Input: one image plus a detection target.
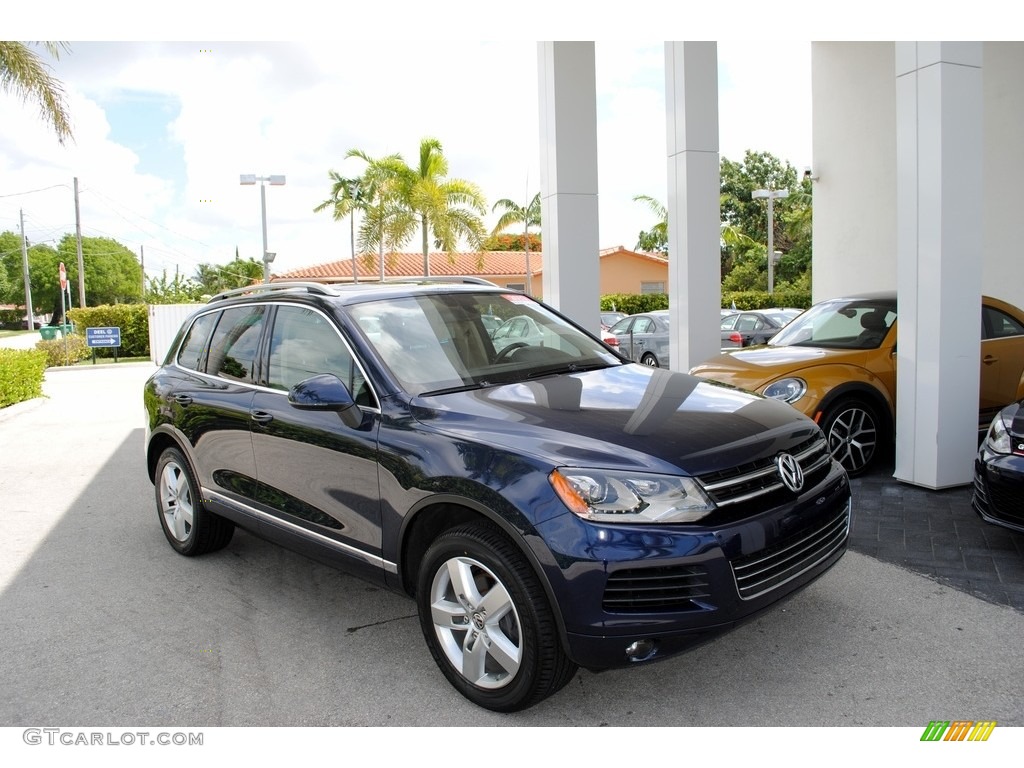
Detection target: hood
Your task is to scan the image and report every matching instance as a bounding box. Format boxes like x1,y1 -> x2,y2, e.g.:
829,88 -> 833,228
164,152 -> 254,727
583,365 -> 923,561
690,345 -> 867,389
410,364 -> 821,477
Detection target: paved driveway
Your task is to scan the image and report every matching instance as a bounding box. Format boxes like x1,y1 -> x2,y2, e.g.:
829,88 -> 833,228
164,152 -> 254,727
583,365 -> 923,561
0,364 -> 1022,729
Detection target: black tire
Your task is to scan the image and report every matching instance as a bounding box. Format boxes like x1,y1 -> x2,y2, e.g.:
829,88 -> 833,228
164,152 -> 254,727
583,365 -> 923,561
154,447 -> 234,556
820,398 -> 881,477
416,524 -> 577,712
640,352 -> 659,367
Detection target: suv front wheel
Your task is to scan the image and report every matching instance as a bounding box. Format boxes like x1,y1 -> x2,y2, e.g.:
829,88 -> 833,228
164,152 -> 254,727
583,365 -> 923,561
155,447 -> 235,556
416,524 -> 577,712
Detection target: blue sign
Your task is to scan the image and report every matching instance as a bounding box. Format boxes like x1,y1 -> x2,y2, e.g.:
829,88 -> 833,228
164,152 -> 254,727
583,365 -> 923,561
86,326 -> 121,348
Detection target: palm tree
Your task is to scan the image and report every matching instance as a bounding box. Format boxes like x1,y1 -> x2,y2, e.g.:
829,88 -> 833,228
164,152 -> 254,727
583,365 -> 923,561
345,150 -> 411,281
314,171 -> 366,283
632,194 -> 668,254
491,192 -> 541,295
393,138 -> 488,276
0,42 -> 73,144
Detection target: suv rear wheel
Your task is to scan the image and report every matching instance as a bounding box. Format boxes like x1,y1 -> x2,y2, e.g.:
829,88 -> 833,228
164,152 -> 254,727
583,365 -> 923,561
416,524 -> 577,712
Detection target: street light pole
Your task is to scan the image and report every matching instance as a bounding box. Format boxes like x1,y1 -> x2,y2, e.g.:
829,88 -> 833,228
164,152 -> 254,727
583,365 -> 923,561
240,173 -> 286,283
752,188 -> 789,294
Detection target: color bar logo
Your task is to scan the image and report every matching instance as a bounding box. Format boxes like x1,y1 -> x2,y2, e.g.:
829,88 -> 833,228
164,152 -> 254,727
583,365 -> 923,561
920,720 -> 996,741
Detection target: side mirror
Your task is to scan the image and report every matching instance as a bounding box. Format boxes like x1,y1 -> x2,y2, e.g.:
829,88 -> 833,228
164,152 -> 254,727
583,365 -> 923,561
288,373 -> 363,429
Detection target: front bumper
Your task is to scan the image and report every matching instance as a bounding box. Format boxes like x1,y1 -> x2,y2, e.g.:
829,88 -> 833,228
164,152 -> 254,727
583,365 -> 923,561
534,461 -> 851,670
973,452 -> 1024,535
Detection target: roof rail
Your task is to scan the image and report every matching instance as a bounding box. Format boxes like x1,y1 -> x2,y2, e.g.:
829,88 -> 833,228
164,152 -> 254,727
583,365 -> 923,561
207,282 -> 337,303
382,276 -> 499,286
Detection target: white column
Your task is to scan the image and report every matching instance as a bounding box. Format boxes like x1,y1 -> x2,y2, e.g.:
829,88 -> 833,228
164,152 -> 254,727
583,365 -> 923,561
537,42 -> 601,331
894,42 -> 983,488
664,42 -> 721,371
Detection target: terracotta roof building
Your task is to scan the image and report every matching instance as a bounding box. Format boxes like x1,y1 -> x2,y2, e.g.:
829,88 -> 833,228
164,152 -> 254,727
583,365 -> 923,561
272,246 -> 669,296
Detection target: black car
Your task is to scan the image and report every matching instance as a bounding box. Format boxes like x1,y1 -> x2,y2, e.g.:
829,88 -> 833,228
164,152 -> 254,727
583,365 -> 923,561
144,280 -> 851,711
973,399 -> 1024,534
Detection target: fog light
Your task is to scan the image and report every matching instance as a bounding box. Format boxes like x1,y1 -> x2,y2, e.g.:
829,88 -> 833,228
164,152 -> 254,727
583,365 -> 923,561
625,639 -> 657,662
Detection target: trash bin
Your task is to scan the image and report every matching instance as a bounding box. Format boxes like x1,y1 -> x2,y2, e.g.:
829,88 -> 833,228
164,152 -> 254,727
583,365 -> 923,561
58,323 -> 75,336
39,326 -> 59,341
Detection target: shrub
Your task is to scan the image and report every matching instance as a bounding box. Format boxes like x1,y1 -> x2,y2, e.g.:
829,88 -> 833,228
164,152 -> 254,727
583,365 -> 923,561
67,304 -> 149,358
35,334 -> 92,367
601,291 -> 812,317
0,348 -> 47,408
600,293 -> 669,315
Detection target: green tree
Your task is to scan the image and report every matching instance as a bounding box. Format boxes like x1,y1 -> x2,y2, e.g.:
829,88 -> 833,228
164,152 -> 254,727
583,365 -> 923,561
55,235 -> 142,306
632,194 -> 668,253
313,170 -> 368,283
193,257 -> 264,294
491,192 -> 541,293
391,137 -> 488,276
719,150 -> 811,289
0,42 -> 73,144
345,150 -> 412,280
145,271 -> 203,304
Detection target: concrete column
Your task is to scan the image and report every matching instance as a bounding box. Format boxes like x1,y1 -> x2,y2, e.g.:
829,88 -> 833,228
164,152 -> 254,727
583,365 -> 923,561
537,42 -> 601,331
664,42 -> 721,371
894,42 -> 983,488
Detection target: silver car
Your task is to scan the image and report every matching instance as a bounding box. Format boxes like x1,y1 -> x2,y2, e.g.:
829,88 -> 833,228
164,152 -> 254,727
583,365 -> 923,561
608,310 -> 671,367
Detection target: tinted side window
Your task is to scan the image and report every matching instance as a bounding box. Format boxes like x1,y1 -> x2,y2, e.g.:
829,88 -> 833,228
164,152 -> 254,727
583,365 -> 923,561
177,312 -> 220,372
983,306 -> 1024,340
207,305 -> 266,383
267,306 -> 373,406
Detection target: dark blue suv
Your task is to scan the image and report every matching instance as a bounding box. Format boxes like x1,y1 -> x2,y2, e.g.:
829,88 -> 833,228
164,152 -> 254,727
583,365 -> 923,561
144,281 -> 851,711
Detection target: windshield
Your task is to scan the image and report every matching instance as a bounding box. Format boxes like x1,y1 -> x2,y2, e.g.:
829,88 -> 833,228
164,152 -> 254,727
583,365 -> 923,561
768,298 -> 897,350
348,292 -> 622,395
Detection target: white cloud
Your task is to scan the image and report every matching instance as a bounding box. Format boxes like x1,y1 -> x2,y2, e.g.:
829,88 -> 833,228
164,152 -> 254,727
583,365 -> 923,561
1,40 -> 814,280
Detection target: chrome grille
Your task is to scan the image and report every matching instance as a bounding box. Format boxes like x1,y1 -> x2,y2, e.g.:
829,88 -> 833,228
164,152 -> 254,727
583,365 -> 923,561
698,435 -> 832,507
603,565 -> 711,613
730,499 -> 850,600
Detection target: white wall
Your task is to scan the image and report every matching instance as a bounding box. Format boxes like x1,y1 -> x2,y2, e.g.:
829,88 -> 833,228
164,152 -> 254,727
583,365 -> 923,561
148,304 -> 200,364
983,43 -> 1024,307
810,42 -> 897,302
812,41 -> 1024,310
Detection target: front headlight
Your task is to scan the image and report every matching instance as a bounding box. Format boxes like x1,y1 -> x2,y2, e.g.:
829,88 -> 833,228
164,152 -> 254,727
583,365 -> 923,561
763,377 -> 807,403
549,468 -> 715,524
984,413 -> 1012,454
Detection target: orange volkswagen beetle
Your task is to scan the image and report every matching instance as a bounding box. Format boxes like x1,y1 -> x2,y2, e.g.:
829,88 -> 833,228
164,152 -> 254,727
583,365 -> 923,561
689,292 -> 1024,476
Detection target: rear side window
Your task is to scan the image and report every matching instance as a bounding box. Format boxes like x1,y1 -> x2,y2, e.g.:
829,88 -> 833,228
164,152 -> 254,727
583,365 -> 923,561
983,306 -> 1024,340
177,312 -> 219,371
206,305 -> 267,383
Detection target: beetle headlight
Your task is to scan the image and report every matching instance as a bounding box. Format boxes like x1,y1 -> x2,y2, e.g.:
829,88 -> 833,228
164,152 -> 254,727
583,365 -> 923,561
550,468 -> 715,524
763,377 -> 807,403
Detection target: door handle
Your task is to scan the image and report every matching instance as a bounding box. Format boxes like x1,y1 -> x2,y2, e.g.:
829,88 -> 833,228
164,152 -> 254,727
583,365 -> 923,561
250,410 -> 274,425
983,355 -> 999,365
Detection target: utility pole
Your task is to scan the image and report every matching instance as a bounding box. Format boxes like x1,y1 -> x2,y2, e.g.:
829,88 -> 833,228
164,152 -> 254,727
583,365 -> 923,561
19,210 -> 34,330
140,244 -> 146,296
752,188 -> 789,295
74,177 -> 86,307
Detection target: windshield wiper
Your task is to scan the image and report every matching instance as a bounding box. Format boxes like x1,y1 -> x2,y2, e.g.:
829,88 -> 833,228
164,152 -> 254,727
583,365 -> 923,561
419,380 -> 496,397
524,362 -> 613,379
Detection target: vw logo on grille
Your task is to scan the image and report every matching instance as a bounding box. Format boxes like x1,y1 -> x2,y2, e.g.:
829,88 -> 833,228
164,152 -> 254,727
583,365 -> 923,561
776,453 -> 804,493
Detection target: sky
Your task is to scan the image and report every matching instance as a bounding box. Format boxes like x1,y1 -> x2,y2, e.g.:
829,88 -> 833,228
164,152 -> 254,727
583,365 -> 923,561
2,3 -> 982,285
